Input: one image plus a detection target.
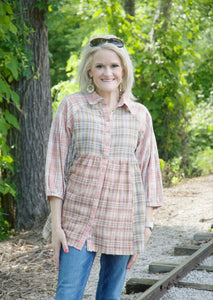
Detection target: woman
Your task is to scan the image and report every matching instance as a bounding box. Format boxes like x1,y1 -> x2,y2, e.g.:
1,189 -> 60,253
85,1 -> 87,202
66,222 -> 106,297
45,35 -> 163,300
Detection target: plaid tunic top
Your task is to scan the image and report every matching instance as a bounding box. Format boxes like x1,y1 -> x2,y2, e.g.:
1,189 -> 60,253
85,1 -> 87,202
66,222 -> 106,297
45,92 -> 163,255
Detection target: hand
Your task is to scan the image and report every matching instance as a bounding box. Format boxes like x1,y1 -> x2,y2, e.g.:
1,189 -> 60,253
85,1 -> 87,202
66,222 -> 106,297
144,227 -> 152,246
52,227 -> 68,269
126,254 -> 138,270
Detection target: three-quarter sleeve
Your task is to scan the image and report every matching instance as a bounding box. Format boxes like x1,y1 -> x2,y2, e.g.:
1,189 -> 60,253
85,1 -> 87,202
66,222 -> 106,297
45,96 -> 73,200
135,108 -> 163,207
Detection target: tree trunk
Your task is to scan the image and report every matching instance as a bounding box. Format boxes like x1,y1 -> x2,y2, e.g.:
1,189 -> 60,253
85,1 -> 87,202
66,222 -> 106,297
14,0 -> 52,229
124,0 -> 135,17
150,0 -> 172,43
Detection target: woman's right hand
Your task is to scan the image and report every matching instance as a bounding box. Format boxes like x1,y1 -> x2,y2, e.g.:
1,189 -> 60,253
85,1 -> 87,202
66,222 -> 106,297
52,227 -> 69,269
49,196 -> 69,269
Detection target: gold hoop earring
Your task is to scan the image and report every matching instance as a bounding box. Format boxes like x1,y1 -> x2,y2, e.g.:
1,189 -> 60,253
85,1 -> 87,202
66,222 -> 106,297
87,78 -> 95,93
119,81 -> 123,93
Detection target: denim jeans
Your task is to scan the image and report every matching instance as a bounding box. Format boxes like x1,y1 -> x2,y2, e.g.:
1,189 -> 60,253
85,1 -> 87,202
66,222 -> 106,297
56,243 -> 130,300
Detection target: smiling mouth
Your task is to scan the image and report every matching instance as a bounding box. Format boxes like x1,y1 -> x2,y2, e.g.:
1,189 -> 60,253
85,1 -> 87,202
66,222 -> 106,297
102,78 -> 114,82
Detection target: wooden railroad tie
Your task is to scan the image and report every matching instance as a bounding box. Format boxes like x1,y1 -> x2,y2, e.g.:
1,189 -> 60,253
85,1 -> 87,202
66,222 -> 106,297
126,278 -> 213,294
193,232 -> 213,242
149,261 -> 213,274
126,238 -> 213,300
174,232 -> 213,255
174,245 -> 200,255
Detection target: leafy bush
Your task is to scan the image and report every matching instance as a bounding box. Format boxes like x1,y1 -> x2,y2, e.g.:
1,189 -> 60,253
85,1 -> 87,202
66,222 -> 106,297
187,97 -> 213,176
0,208 -> 10,240
188,99 -> 213,152
161,157 -> 185,187
0,1 -> 32,229
0,1 -> 21,229
193,149 -> 213,176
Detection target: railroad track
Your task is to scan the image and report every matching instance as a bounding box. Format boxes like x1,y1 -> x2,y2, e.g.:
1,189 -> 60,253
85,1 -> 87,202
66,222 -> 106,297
126,232 -> 213,300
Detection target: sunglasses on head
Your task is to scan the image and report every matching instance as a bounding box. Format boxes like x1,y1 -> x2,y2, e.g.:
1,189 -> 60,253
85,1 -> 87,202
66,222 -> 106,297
90,37 -> 124,48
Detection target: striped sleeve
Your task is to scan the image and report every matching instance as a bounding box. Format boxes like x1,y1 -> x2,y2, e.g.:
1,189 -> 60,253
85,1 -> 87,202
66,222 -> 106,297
135,108 -> 163,207
45,96 -> 73,200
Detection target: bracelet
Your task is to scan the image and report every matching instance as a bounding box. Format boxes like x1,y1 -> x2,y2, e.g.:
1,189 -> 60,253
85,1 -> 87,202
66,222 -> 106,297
145,222 -> 154,231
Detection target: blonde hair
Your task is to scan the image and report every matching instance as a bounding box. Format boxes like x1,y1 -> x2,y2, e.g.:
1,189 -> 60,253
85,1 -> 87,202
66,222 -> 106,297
78,35 -> 135,100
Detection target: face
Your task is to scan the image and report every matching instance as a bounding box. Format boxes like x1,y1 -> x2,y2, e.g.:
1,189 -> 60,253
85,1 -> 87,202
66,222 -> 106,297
88,49 -> 124,97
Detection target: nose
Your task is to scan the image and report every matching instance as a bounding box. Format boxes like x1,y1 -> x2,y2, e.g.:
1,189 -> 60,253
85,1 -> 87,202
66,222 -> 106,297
104,66 -> 112,76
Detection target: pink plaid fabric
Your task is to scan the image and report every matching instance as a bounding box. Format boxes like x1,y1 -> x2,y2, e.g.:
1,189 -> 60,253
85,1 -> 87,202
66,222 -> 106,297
45,92 -> 163,254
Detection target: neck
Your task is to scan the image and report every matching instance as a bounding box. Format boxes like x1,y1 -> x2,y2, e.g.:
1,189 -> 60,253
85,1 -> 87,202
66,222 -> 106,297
98,90 -> 120,111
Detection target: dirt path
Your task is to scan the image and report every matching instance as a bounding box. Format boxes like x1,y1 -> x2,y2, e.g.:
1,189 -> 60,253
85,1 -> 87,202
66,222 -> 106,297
0,175 -> 212,299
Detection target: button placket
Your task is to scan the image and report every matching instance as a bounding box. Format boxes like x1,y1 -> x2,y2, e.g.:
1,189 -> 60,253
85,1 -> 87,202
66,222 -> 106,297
104,113 -> 111,159
80,105 -> 113,250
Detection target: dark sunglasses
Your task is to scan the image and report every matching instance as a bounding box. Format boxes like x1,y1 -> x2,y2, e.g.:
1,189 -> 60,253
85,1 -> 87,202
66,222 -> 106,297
90,37 -> 124,48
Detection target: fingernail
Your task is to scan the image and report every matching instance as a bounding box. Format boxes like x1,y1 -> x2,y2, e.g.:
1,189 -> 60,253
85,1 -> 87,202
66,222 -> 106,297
127,267 -> 131,270
65,249 -> 68,253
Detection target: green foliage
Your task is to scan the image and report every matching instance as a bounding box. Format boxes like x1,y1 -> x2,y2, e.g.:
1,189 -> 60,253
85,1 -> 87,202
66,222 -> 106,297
48,0 -> 127,85
159,158 -> 165,172
162,95 -> 213,183
51,53 -> 79,113
162,157 -> 185,187
0,1 -> 19,200
186,98 -> 213,176
0,0 -> 33,228
194,149 -> 213,176
131,0 -> 213,160
183,0 -> 213,103
0,208 -> 10,240
188,99 -> 213,153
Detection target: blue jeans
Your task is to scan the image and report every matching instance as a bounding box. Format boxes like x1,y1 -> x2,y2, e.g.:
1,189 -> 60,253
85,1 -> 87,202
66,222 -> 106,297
56,243 -> 130,300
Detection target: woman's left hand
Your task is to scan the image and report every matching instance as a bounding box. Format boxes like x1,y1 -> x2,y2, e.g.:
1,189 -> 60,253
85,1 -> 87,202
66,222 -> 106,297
144,227 -> 152,246
126,227 -> 152,270
126,254 -> 138,270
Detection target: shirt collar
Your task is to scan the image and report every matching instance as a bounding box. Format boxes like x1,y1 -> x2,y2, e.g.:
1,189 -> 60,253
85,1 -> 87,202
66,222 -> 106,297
86,91 -> 135,115
86,92 -> 103,105
117,93 -> 135,115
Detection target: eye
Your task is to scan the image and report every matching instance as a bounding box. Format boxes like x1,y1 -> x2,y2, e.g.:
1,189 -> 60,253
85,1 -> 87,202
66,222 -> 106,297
95,64 -> 103,69
112,64 -> 120,68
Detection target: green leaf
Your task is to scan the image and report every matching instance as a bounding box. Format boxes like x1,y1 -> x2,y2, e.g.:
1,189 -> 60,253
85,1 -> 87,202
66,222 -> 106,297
11,91 -> 20,108
0,117 -> 8,136
2,155 -> 13,163
5,4 -> 13,15
0,142 -> 10,157
4,110 -> 19,129
9,22 -> 17,35
6,56 -> 19,80
0,79 -> 10,100
0,182 -> 16,196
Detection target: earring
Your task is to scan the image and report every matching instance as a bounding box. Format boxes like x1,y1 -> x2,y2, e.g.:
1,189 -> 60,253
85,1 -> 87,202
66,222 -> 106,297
87,78 -> 95,93
119,81 -> 123,93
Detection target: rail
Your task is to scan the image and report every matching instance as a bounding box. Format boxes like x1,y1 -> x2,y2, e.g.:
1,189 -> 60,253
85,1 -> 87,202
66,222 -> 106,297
126,238 -> 213,300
